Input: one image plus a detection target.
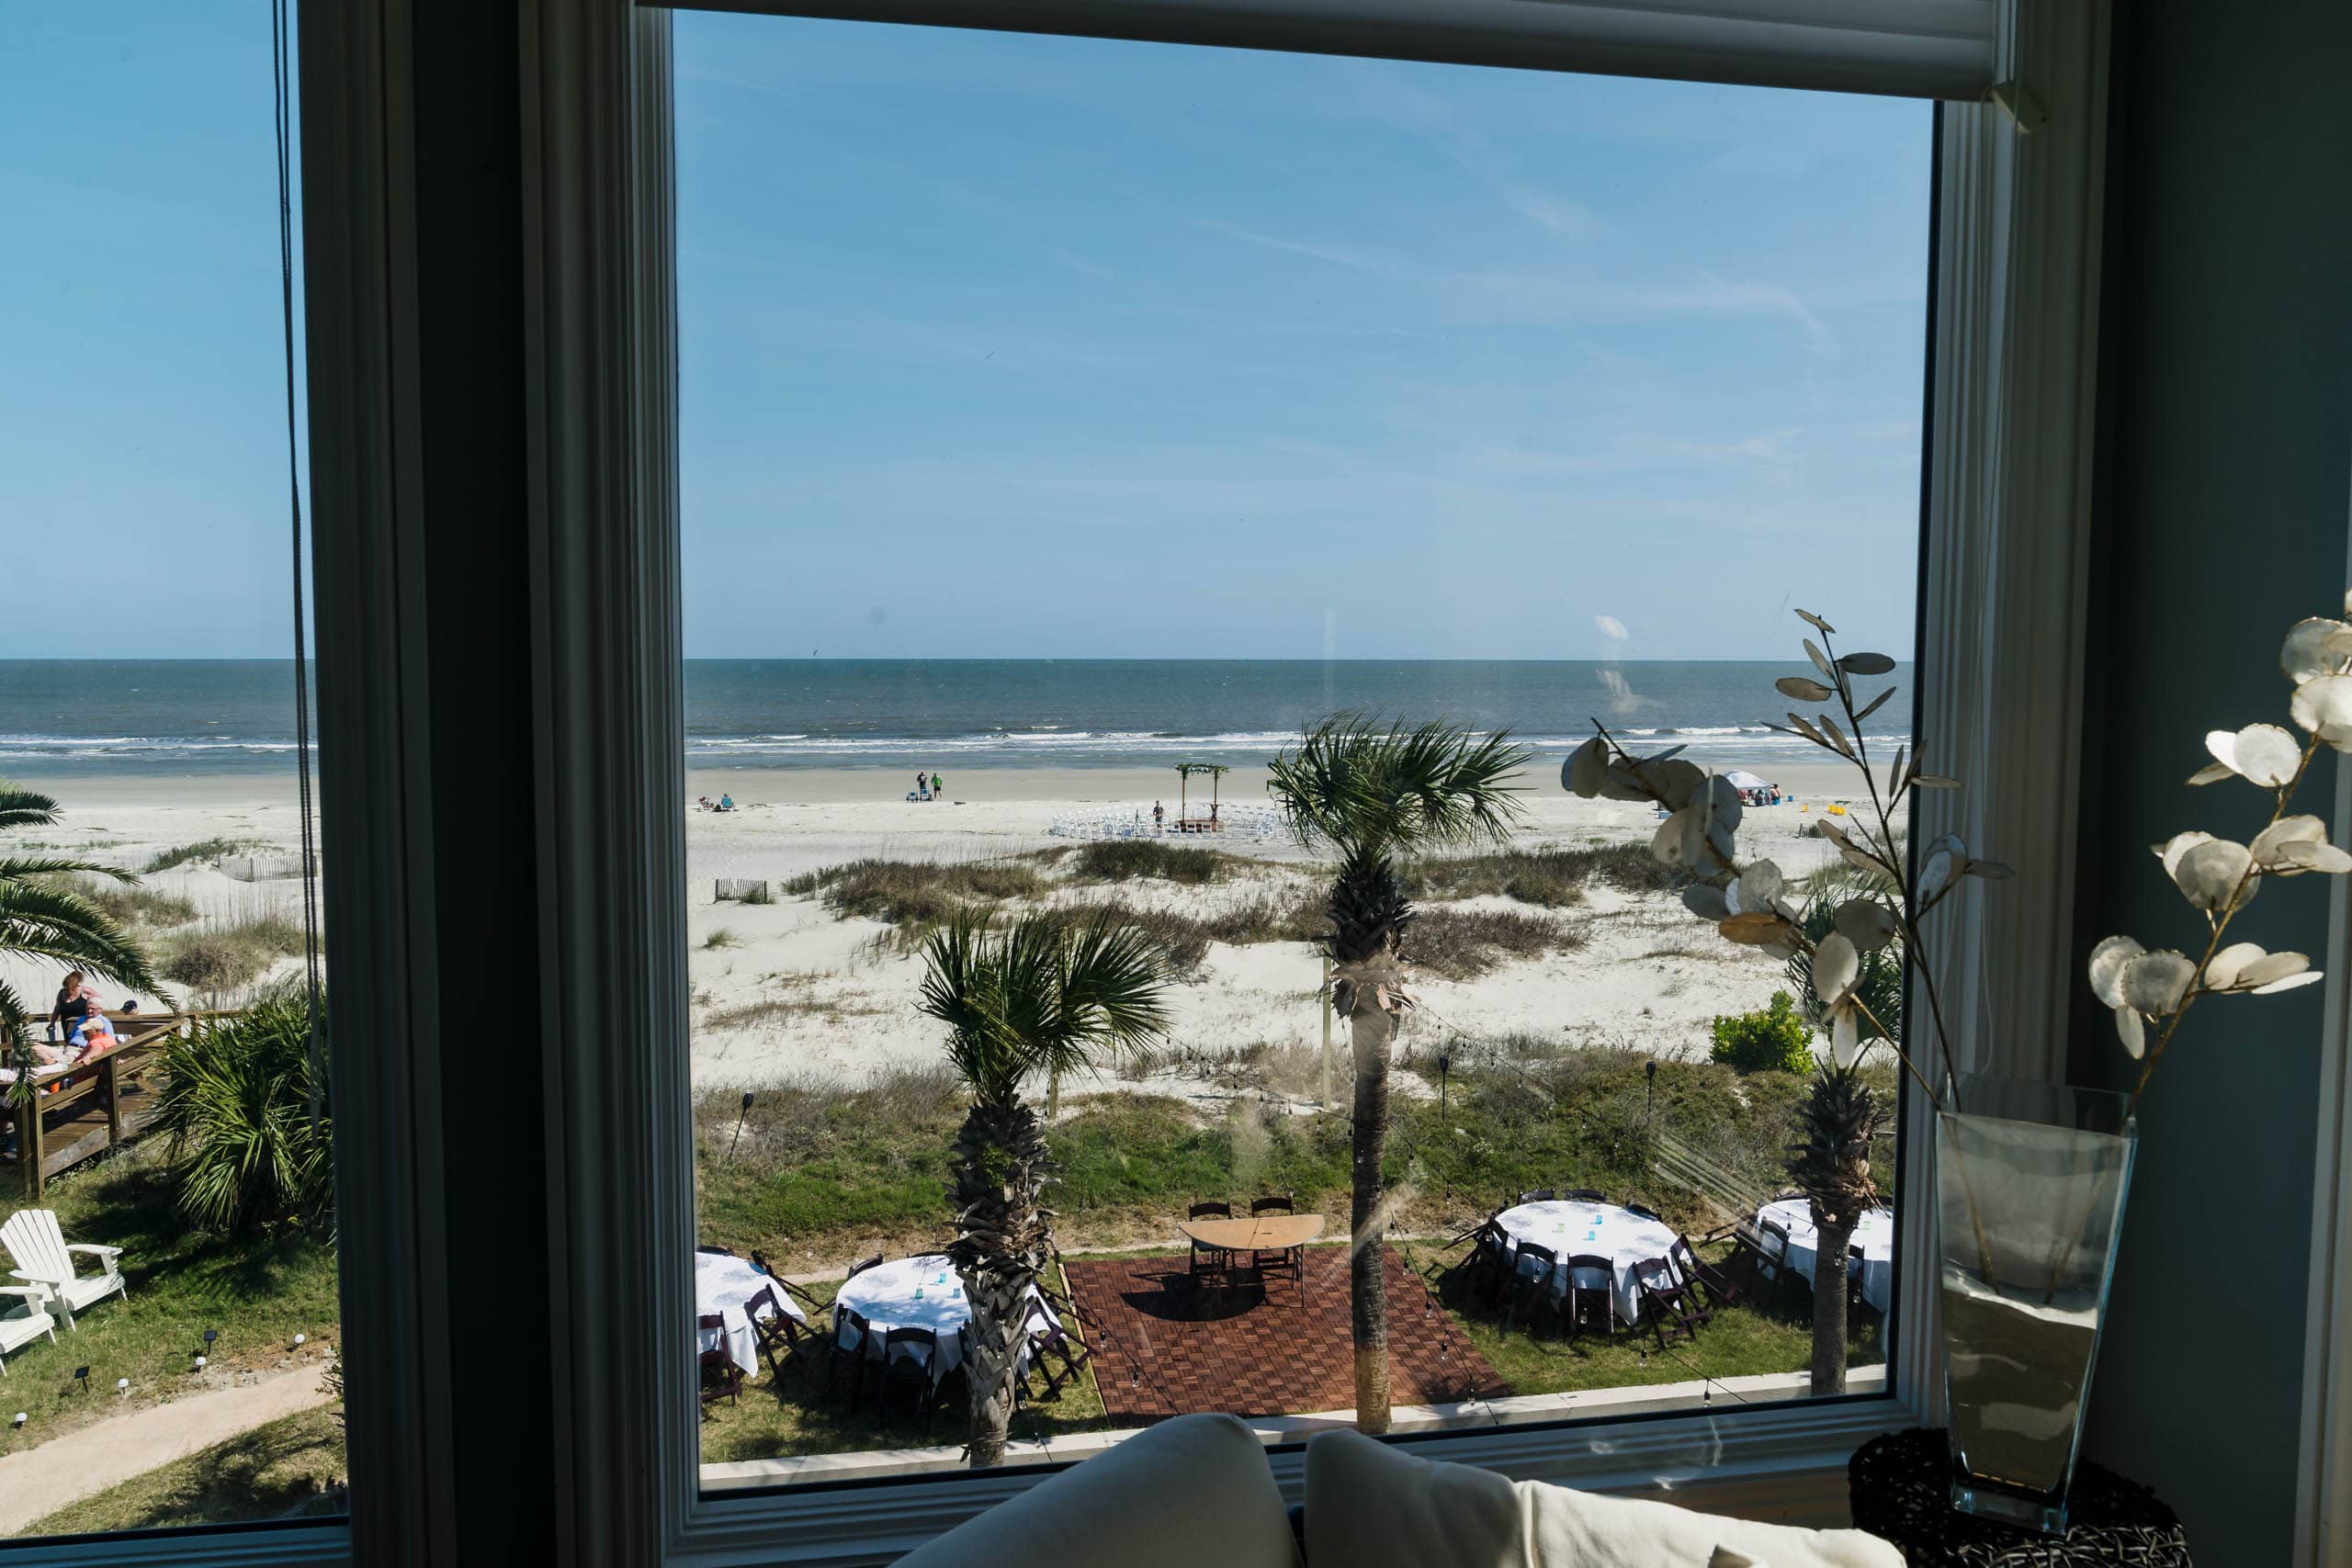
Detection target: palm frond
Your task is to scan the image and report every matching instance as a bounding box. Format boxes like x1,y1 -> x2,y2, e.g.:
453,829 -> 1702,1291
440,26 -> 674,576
1267,712 -> 1531,863
919,910 -> 1171,1105
0,784 -> 61,832
0,855 -> 139,886
0,876 -> 162,994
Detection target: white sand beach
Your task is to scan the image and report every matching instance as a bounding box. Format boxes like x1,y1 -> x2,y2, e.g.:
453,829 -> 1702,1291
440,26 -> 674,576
14,759 -> 1873,1096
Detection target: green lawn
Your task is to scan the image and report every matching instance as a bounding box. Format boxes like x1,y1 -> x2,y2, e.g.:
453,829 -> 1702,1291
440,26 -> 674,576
1404,1235 -> 1883,1399
19,1406 -> 345,1538
0,1141 -> 341,1452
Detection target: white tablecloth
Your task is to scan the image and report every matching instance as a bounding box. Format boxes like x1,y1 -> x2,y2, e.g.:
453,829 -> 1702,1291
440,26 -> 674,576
695,1252 -> 805,1377
1759,1200 -> 1895,1314
1493,1201 -> 1686,1325
832,1255 -> 1051,1389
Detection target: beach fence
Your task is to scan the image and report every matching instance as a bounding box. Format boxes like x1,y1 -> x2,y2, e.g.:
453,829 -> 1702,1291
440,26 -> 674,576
714,879 -> 772,903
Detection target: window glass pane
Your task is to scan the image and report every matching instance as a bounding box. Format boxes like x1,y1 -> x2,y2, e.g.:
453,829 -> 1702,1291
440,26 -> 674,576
0,1 -> 344,1540
676,11 -> 1927,1490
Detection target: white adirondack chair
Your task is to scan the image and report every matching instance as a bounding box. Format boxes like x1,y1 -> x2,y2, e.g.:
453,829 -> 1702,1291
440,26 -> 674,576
1,1209 -> 127,1327
0,1281 -> 59,1372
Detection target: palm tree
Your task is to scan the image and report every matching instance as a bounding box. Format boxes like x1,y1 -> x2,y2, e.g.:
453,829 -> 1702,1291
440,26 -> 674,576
1785,1064 -> 1887,1394
1,784 -> 160,1109
917,911 -> 1170,1468
1785,867 -> 1898,1394
1265,715 -> 1528,1433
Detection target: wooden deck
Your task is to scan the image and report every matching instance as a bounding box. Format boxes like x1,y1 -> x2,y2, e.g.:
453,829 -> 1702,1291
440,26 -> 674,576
6,1020 -> 189,1200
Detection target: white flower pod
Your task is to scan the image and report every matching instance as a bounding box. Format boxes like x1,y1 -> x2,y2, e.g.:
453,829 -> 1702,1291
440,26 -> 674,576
1829,1003 -> 1862,1068
2290,674 -> 2352,749
1838,651 -> 1896,675
2235,950 -> 2311,989
1813,932 -> 1860,1006
1565,737 -> 1608,797
2250,815 -> 2328,870
1734,860 -> 1784,915
1681,883 -> 1730,920
2254,969 -> 2325,995
1776,676 -> 1834,703
1650,805 -> 1707,867
1598,761 -> 1653,802
2204,941 -> 2267,990
2114,1006 -> 2145,1058
1832,899 -> 1900,952
2280,840 -> 2352,874
2207,723 -> 2303,787
1917,840 -> 1963,903
2171,838 -> 2257,913
1804,637 -> 1834,678
1651,759 -> 1708,811
2121,950 -> 2198,1014
2154,830 -> 2217,878
2281,617 -> 2352,683
2087,934 -> 2145,1008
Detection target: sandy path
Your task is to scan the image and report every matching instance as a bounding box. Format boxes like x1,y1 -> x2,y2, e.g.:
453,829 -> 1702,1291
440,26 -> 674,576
0,1369 -> 334,1536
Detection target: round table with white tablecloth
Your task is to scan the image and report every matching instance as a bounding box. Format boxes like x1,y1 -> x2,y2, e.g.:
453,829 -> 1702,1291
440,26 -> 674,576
695,1251 -> 805,1377
831,1255 -> 1052,1389
1759,1199 -> 1895,1314
1491,1201 -> 1687,1325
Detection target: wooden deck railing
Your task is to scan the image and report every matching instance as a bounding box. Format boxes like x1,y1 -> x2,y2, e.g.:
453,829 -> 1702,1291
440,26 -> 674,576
6,1010 -> 230,1201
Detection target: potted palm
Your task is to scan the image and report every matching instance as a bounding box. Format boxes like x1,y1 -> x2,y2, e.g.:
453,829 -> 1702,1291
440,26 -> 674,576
1267,716 -> 1528,1434
916,911 -> 1170,1468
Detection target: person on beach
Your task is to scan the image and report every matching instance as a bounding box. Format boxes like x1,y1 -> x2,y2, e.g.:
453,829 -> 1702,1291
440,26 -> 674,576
718,793 -> 735,812
914,770 -> 928,800
931,772 -> 944,799
1152,800 -> 1164,833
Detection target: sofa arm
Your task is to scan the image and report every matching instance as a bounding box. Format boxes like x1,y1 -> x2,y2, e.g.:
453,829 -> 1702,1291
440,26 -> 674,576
895,1414 -> 1299,1568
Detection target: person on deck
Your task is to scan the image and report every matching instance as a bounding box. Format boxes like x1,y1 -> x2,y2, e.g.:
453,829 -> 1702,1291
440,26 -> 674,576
50,971 -> 96,1045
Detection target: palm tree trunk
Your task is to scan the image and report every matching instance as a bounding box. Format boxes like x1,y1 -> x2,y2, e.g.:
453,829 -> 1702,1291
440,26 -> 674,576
1349,1004 -> 1393,1433
959,1270 -> 1027,1467
946,1098 -> 1054,1468
1808,1203 -> 1852,1396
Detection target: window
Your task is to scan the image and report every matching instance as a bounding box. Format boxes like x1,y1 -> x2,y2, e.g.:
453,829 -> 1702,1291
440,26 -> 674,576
675,12 -> 1930,1492
0,0 -> 345,1545
286,2 -> 2117,1564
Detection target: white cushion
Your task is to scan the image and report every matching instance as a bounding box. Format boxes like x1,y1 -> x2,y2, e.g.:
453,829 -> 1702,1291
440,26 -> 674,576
1305,1429 -> 1902,1568
895,1414 -> 1299,1568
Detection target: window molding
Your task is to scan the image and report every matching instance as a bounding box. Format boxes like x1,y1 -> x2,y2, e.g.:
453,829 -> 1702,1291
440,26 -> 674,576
281,3 -> 2115,1567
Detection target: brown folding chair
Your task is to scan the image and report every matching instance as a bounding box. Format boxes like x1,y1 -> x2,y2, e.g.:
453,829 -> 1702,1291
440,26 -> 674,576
1458,1218 -> 1510,1306
1187,1201 -> 1235,1292
1624,1201 -> 1664,1223
1560,1253 -> 1617,1338
874,1325 -> 939,1426
1563,1188 -> 1608,1203
1633,1255 -> 1713,1347
826,1308 -> 870,1410
845,1254 -> 884,1280
744,1281 -> 820,1383
1516,1188 -> 1559,1205
1671,1234 -> 1741,1311
1249,1194 -> 1304,1296
1022,1294 -> 1093,1400
697,1314 -> 742,1408
1503,1241 -> 1561,1337
695,1243 -> 736,1257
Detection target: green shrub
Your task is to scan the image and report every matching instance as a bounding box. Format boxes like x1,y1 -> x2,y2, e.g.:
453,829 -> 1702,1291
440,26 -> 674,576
153,987 -> 333,1233
160,912 -> 307,996
1708,990 -> 1815,1076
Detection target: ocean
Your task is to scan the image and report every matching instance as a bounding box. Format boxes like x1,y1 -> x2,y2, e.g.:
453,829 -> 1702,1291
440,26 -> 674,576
0,659 -> 1911,776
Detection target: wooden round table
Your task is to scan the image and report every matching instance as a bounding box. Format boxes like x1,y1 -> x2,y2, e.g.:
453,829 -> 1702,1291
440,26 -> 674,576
1180,1213 -> 1326,1253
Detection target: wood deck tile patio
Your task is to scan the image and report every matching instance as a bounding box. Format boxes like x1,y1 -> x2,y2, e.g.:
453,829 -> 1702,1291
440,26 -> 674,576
1059,1246 -> 1509,1425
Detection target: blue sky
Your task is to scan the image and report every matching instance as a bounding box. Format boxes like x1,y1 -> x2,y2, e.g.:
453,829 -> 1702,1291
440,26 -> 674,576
3,7 -> 1929,662
675,17 -> 1930,661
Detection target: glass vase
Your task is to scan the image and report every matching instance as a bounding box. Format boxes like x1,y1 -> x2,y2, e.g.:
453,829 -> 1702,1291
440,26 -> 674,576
1936,1077 -> 2136,1535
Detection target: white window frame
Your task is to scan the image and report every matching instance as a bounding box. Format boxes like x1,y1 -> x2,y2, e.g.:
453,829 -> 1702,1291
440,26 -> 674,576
9,3 -> 2099,1567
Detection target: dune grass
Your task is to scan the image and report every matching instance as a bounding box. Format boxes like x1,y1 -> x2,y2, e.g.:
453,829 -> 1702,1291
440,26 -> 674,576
141,838 -> 267,874
1067,840 -> 1224,886
71,878 -> 199,931
1408,907 -> 1588,981
17,1405 -> 345,1538
157,911 -> 308,995
1406,842 -> 1686,907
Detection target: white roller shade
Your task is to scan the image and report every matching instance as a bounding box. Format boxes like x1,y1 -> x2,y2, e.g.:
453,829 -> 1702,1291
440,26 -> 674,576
671,0 -> 2000,100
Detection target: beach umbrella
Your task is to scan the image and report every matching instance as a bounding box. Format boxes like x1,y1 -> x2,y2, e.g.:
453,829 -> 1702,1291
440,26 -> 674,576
1722,769 -> 1773,791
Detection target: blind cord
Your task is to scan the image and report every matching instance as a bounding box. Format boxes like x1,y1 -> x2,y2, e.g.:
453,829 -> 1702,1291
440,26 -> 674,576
271,0 -> 325,1124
